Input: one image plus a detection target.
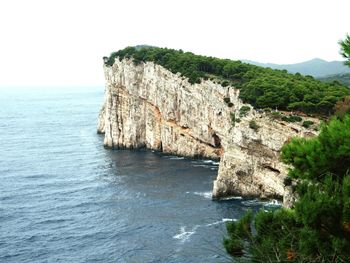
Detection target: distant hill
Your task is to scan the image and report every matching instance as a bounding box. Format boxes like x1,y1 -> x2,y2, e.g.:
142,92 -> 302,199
243,58 -> 350,77
318,73 -> 350,87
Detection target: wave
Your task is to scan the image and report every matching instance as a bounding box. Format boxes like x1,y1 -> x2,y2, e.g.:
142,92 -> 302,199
192,164 -> 212,168
173,225 -> 199,243
193,191 -> 212,199
264,199 -> 282,207
174,218 -> 237,243
241,198 -> 281,207
220,196 -> 243,201
203,160 -> 220,165
169,156 -> 185,160
205,218 -> 236,227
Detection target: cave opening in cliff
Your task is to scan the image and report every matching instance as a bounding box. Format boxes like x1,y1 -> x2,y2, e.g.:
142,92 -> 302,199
212,133 -> 221,148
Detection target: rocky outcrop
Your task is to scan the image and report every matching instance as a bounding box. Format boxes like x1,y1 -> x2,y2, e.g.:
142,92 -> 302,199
98,59 -> 317,202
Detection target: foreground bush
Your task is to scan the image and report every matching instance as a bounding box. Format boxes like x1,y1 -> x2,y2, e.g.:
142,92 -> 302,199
224,116 -> 350,262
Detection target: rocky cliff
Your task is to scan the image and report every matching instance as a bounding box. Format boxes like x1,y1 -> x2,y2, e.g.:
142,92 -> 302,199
98,59 -> 317,202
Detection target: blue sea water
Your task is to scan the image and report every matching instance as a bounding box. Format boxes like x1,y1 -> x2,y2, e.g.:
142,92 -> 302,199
0,87 -> 265,262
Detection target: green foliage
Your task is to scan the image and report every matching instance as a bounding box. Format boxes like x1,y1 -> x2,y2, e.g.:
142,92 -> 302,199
281,116 -> 350,181
224,97 -> 234,107
249,120 -> 259,131
224,117 -> 350,262
292,175 -> 350,262
222,80 -> 229,87
270,111 -> 282,120
239,105 -> 251,117
227,210 -> 253,239
302,120 -> 314,128
281,115 -> 303,123
339,34 -> 350,67
230,113 -> 236,126
104,46 -> 350,115
223,97 -> 230,104
223,238 -> 244,257
283,176 -> 293,186
319,73 -> 350,87
224,210 -> 253,257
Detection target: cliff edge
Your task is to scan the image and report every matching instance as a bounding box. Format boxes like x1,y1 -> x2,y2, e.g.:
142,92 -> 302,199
98,59 -> 316,202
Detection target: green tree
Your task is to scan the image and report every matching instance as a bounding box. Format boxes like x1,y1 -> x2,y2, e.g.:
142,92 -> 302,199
224,116 -> 350,262
339,34 -> 350,67
282,116 -> 350,181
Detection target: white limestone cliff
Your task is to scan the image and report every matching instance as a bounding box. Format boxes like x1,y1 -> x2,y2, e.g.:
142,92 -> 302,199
98,59 -> 317,203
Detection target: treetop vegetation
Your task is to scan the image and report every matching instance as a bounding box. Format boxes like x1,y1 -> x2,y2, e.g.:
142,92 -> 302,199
339,34 -> 350,67
104,46 -> 350,116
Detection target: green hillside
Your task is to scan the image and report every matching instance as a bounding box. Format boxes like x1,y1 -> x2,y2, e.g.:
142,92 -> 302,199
243,58 -> 350,77
318,73 -> 350,87
104,47 -> 350,115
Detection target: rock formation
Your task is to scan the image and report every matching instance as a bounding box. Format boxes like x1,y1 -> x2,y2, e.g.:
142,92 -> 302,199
98,59 -> 317,203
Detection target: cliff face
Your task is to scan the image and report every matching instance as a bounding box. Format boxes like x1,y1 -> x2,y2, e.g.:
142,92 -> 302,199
98,59 -> 316,201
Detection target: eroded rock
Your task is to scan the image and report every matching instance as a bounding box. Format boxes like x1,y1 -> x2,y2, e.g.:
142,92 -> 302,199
98,59 -> 317,202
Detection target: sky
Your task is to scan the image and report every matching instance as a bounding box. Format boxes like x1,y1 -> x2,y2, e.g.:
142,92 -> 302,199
0,0 -> 349,87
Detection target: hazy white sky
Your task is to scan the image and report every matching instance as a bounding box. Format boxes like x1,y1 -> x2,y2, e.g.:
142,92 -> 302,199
0,0 -> 349,87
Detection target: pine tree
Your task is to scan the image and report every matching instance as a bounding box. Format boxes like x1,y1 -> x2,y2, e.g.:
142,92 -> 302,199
224,116 -> 350,262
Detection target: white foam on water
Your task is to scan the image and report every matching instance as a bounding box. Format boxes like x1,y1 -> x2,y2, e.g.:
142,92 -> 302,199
193,191 -> 212,199
222,218 -> 237,222
220,196 -> 243,201
205,218 -> 237,227
202,160 -> 220,166
192,164 -> 211,168
241,198 -> 281,207
264,199 -> 282,207
173,225 -> 199,243
241,199 -> 263,206
169,156 -> 185,160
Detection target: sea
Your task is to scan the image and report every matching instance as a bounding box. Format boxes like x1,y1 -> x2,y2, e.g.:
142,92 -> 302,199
0,87 -> 272,262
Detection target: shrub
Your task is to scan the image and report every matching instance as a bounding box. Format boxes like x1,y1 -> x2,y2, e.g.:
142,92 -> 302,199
223,97 -> 231,104
270,111 -> 282,120
283,176 -> 293,186
239,105 -> 251,117
249,120 -> 259,131
230,112 -> 236,126
282,115 -> 303,123
302,120 -> 314,128
222,80 -> 229,87
227,102 -> 234,107
289,115 -> 302,122
281,116 -> 289,122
